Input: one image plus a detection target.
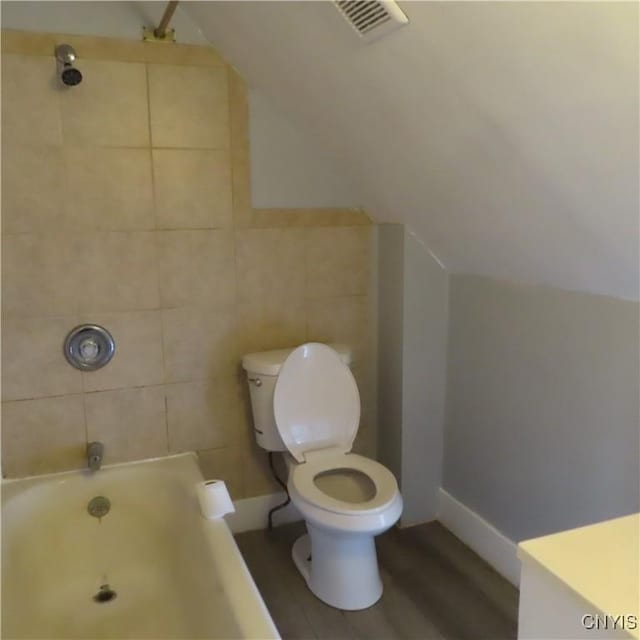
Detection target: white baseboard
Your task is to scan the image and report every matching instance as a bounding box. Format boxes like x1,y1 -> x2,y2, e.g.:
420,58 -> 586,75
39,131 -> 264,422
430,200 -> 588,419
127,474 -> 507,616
437,488 -> 521,586
226,492 -> 302,534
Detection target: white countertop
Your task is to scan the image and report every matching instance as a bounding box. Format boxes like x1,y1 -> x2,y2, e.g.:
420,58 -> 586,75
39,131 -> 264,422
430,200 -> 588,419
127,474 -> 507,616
519,513 -> 640,638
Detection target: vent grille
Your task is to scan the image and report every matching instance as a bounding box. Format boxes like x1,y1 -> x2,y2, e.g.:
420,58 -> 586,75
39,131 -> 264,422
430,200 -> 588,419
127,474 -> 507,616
334,0 -> 408,41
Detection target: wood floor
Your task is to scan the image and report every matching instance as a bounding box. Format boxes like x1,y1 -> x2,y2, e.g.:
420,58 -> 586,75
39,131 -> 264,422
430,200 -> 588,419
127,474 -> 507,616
235,521 -> 519,640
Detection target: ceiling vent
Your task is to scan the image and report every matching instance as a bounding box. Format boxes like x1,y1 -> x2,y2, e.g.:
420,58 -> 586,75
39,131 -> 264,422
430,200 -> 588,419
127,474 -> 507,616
334,0 -> 408,42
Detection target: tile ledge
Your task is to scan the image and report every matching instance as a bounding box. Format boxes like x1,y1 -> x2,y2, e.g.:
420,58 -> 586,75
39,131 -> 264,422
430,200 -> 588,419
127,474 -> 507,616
1,29 -> 226,66
248,208 -> 372,228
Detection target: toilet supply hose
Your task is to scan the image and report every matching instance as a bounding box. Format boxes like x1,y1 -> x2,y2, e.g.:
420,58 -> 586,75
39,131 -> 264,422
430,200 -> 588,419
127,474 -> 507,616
267,452 -> 290,530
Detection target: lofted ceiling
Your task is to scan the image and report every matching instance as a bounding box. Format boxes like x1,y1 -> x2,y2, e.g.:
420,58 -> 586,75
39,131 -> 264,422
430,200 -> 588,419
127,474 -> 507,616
182,1 -> 639,300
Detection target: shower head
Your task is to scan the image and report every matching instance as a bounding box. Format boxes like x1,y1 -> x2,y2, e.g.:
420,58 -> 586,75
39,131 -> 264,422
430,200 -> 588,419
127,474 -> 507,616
55,44 -> 83,87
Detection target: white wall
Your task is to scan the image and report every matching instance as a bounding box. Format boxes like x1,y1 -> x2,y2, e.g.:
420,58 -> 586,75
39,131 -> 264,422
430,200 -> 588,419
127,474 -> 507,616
401,230 -> 448,524
377,224 -> 404,483
184,1 -> 639,300
444,274 -> 640,542
248,89 -> 360,208
378,224 -> 449,525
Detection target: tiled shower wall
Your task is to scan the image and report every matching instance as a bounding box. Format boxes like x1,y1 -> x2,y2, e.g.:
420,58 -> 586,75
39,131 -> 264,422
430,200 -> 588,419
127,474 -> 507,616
1,31 -> 376,499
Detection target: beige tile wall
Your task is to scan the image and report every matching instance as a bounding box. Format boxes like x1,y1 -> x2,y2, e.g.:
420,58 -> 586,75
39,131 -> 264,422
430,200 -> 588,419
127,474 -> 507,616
1,30 -> 376,498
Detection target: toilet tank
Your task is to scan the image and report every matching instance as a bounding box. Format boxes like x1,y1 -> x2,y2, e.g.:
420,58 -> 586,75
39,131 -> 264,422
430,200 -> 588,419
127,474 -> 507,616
241,344 -> 352,452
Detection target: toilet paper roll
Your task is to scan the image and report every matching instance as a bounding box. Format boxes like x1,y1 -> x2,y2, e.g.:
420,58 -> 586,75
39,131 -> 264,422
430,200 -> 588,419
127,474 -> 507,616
197,479 -> 236,519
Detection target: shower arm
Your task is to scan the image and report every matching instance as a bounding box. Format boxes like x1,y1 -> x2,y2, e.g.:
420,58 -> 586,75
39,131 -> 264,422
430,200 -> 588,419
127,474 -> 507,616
154,1 -> 179,40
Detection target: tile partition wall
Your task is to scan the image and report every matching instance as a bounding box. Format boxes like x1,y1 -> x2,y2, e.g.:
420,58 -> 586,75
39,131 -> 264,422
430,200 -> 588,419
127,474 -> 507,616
0,30 -> 376,499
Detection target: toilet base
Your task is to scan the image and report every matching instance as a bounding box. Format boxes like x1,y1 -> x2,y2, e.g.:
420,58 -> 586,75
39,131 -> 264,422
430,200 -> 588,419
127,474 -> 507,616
291,522 -> 383,610
292,533 -> 312,583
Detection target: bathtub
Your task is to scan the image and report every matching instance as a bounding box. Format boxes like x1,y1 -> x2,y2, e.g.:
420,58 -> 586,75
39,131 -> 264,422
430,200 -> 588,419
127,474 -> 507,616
1,453 -> 279,639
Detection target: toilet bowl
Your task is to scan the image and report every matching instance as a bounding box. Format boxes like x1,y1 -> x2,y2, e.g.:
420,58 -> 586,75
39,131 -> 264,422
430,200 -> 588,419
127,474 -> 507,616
242,342 -> 403,610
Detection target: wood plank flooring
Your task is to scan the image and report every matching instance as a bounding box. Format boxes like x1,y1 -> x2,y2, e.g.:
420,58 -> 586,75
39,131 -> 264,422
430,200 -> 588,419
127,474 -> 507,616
235,521 -> 519,640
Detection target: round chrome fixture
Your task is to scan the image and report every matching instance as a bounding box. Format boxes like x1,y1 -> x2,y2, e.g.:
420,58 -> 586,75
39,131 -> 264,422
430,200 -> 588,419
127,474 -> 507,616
64,325 -> 115,371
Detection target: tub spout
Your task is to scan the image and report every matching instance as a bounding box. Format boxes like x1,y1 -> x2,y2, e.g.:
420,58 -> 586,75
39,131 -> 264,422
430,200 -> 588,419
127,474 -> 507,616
87,441 -> 104,471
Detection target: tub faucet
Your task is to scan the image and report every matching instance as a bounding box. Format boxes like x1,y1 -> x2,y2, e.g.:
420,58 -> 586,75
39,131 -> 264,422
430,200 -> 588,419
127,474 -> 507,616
87,441 -> 104,471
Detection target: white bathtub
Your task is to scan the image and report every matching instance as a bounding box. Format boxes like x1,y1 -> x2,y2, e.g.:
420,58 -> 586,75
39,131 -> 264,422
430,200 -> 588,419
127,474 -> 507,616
1,453 -> 280,639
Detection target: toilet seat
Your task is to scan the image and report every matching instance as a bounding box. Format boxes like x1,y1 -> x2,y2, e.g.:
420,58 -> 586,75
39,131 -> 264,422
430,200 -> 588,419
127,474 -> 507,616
290,450 -> 399,516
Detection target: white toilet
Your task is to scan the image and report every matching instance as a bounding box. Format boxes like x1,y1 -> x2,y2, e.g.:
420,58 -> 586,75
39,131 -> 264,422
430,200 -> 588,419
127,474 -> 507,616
242,342 -> 403,610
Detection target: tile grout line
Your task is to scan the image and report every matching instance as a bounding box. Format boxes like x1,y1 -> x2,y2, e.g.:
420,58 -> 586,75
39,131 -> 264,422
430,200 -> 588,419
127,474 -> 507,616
144,60 -> 170,456
227,65 -> 248,500
227,65 -> 241,347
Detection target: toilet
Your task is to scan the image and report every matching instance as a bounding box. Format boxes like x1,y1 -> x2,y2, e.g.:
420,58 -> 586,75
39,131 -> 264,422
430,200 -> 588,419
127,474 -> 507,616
242,342 -> 403,610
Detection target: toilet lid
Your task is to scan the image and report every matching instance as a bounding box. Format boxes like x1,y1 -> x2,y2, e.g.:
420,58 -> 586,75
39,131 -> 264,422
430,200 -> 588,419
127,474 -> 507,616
273,343 -> 360,463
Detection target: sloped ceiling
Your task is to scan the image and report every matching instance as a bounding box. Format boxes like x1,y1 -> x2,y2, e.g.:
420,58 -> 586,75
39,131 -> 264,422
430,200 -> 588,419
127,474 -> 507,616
183,1 -> 638,299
